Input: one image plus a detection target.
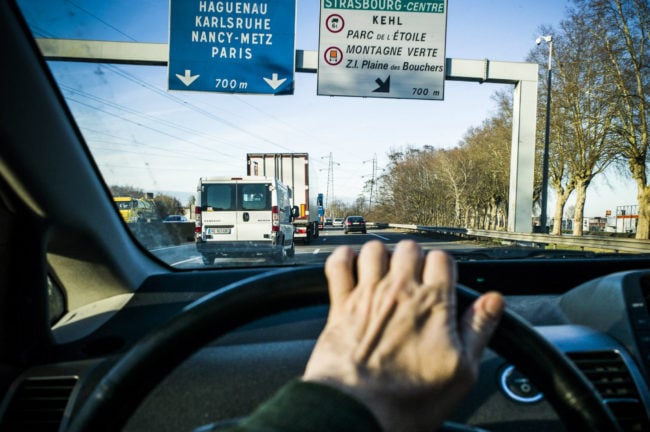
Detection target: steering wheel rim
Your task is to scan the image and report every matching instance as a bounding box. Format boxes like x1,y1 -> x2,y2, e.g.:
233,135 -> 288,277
65,265 -> 621,432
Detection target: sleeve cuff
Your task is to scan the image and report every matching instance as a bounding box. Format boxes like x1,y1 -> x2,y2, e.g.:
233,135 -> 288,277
234,379 -> 383,432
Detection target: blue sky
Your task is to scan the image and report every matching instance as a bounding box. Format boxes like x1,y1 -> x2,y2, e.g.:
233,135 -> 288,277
19,0 -> 637,217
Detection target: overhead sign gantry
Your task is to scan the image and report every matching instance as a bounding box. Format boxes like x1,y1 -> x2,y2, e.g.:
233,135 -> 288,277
168,0 -> 296,95
317,0 -> 448,100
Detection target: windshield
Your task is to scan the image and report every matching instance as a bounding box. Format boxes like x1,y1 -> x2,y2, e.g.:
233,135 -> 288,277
18,0 -> 650,268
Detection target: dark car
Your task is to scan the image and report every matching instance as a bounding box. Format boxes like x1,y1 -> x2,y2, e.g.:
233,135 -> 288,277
344,216 -> 367,234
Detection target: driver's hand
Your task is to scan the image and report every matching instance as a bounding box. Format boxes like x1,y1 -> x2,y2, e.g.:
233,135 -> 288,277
303,240 -> 504,432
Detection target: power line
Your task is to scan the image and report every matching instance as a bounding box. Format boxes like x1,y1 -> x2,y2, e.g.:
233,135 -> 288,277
65,96 -> 236,157
104,65 -> 299,152
60,84 -> 237,152
28,2 -> 372,170
320,153 -> 340,212
65,0 -> 137,41
363,154 -> 378,211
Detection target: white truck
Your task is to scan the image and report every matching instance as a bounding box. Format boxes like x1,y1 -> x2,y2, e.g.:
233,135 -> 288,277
246,153 -> 322,244
194,176 -> 295,264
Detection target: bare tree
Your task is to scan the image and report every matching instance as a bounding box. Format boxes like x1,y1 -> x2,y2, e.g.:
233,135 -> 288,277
529,16 -> 617,236
109,185 -> 145,197
557,15 -> 617,236
437,148 -> 471,227
459,112 -> 511,230
573,0 -> 649,237
154,194 -> 183,219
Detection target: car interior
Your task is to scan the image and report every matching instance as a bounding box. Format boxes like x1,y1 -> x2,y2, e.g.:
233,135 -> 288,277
1,1 -> 650,431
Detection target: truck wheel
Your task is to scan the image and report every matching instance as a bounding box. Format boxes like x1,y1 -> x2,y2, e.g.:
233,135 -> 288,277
202,254 -> 215,265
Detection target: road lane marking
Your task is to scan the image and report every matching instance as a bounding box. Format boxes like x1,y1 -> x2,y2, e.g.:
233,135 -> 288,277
172,256 -> 203,266
313,248 -> 321,254
370,233 -> 391,241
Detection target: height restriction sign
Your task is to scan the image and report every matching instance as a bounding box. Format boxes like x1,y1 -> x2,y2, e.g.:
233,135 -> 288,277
317,0 -> 448,100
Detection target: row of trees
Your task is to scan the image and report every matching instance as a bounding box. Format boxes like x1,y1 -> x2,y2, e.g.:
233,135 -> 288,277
359,0 -> 649,238
531,0 -> 648,237
364,98 -> 512,231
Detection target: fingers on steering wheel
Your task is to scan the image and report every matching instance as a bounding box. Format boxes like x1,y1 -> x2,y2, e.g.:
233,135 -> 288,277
324,245 -> 356,310
389,240 -> 425,285
422,249 -> 457,313
357,240 -> 389,287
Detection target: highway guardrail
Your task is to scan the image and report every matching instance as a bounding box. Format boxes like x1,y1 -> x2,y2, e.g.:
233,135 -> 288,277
388,224 -> 650,254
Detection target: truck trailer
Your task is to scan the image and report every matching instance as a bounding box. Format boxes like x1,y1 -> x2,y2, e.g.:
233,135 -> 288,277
246,153 -> 321,244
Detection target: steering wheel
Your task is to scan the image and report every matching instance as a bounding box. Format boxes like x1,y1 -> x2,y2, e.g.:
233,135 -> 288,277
66,265 -> 621,432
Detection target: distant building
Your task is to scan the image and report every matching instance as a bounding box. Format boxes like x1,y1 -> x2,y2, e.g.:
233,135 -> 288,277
548,218 -> 573,232
582,216 -> 607,232
605,205 -> 638,233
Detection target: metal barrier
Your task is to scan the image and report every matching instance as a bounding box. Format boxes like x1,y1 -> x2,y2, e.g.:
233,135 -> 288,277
127,222 -> 195,248
388,224 -> 650,254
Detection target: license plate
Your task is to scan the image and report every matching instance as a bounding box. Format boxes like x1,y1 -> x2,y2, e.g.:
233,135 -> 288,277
207,227 -> 231,234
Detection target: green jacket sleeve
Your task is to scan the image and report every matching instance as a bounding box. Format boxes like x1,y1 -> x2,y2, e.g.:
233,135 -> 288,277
203,379 -> 382,432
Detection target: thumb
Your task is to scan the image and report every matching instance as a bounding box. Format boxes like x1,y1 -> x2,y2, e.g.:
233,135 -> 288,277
460,292 -> 504,362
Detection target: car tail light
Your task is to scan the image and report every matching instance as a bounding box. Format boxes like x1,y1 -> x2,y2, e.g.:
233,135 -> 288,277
272,206 -> 279,232
194,205 -> 202,233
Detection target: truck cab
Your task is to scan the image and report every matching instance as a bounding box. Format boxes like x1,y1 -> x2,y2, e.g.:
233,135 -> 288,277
113,196 -> 156,223
195,176 -> 295,264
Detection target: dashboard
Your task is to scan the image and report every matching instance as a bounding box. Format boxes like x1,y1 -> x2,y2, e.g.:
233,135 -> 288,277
2,262 -> 650,432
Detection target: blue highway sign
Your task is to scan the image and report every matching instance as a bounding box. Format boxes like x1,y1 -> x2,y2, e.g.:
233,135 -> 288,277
169,0 -> 296,95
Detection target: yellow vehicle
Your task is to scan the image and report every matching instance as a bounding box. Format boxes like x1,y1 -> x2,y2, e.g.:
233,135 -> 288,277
113,196 -> 156,223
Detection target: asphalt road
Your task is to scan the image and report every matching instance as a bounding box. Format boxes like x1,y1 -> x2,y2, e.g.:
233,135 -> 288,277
150,227 -> 479,269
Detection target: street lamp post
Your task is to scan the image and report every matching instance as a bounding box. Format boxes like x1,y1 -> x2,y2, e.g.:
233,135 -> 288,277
536,35 -> 552,233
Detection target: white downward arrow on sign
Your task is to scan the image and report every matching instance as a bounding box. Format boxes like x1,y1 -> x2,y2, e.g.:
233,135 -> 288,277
263,73 -> 287,90
176,70 -> 199,87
